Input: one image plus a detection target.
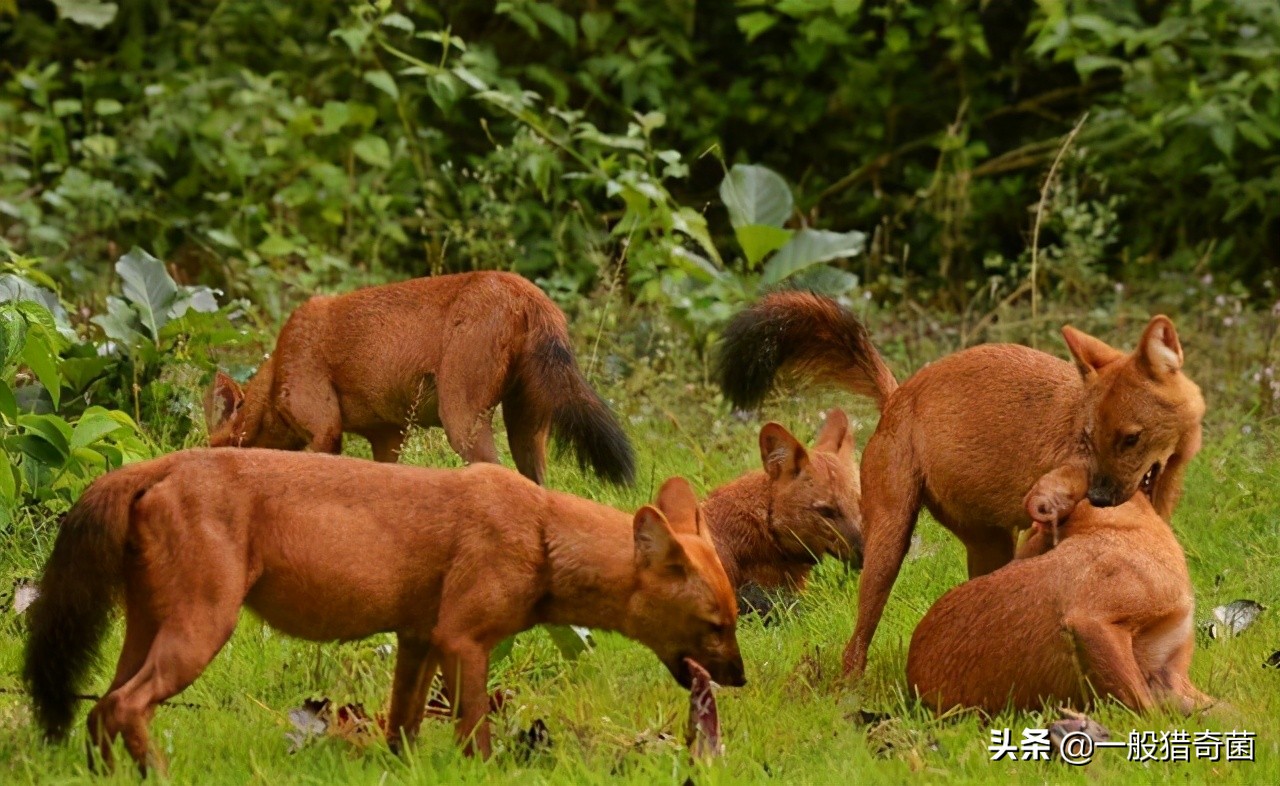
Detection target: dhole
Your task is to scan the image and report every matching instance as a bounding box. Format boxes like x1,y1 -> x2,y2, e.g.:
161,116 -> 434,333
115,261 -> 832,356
203,271 -> 635,485
23,450 -> 743,772
702,408 -> 863,590
906,475 -> 1214,716
716,292 -> 1205,676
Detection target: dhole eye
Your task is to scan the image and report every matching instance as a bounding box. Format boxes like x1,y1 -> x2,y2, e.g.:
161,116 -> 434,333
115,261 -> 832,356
1119,431 -> 1141,449
814,504 -> 839,519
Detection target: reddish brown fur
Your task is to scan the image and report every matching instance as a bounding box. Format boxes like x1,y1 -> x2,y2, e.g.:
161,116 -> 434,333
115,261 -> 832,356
203,271 -> 634,485
907,478 -> 1214,716
22,451 -> 741,773
701,409 -> 862,589
716,293 -> 1205,677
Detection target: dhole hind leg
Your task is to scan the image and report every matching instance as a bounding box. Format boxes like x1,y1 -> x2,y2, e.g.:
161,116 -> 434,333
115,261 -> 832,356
385,637 -> 440,754
437,359 -> 506,467
1066,617 -> 1155,713
843,431 -> 921,678
367,428 -> 406,463
86,602 -> 160,772
502,397 -> 548,484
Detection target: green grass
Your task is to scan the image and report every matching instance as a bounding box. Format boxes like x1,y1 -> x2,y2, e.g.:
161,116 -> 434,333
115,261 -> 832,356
2,359 -> 1278,784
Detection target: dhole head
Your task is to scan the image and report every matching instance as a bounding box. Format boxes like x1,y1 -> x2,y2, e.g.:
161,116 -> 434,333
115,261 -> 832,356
203,371 -> 245,446
629,477 -> 746,689
758,408 -> 863,567
1062,315 -> 1205,509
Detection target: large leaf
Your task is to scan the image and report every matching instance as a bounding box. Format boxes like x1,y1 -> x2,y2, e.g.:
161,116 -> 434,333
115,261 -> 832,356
786,264 -> 860,297
0,380 -> 16,422
51,0 -> 118,29
18,414 -> 72,466
0,275 -> 74,340
546,625 -> 595,659
92,296 -> 145,347
0,307 -> 27,368
670,207 -> 723,265
116,248 -> 178,342
668,248 -> 724,285
761,229 -> 866,286
719,164 -> 793,230
70,410 -> 125,450
735,224 -> 793,268
19,333 -> 61,410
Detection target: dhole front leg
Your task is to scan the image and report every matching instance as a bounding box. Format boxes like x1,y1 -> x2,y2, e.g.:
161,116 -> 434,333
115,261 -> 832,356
1065,617 -> 1155,713
843,433 -> 921,678
961,526 -> 1015,578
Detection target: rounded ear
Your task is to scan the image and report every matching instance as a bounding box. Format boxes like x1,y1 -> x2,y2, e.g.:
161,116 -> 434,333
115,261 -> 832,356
1061,325 -> 1126,378
814,408 -> 855,461
1137,315 -> 1183,377
759,422 -> 809,481
204,371 -> 244,429
655,476 -> 704,537
633,505 -> 687,571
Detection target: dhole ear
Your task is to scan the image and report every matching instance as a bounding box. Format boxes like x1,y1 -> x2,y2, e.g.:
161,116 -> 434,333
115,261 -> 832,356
655,476 -> 705,538
204,371 -> 244,429
1061,325 -> 1126,378
759,422 -> 809,481
633,505 -> 688,571
814,408 -> 856,461
1137,315 -> 1183,377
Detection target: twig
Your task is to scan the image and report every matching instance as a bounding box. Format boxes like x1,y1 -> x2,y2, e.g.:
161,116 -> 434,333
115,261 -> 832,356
1029,114 -> 1089,326
0,686 -> 202,709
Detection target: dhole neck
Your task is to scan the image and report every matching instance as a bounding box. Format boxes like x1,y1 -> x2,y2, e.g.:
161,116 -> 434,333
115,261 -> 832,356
537,505 -> 639,636
701,472 -> 775,587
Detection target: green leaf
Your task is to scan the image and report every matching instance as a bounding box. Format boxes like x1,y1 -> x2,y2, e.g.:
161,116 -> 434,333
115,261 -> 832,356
668,248 -> 723,285
0,380 -> 16,421
51,0 -> 118,28
0,452 -> 16,505
18,414 -> 72,465
737,11 -> 777,42
70,410 -> 124,449
19,332 -> 61,410
761,229 -> 866,286
93,98 -> 124,116
735,224 -> 794,268
720,164 -> 793,230
545,625 -> 594,660
116,247 -> 178,342
353,135 -> 392,169
363,70 -> 400,101
257,235 -> 298,258
786,264 -> 860,297
0,307 -> 27,368
670,207 -> 723,265
91,297 -> 144,346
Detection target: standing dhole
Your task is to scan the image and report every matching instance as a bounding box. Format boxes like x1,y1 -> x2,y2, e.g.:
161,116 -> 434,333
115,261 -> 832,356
702,408 -> 863,590
907,474 -> 1214,716
716,292 -> 1204,677
204,271 -> 635,485
23,451 -> 742,773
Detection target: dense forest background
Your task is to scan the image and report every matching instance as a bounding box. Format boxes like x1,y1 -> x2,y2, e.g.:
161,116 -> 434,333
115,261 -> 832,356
1,1 -> 1279,513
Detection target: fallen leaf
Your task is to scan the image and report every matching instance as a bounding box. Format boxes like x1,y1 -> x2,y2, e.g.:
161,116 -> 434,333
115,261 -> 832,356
684,658 -> 723,760
12,579 -> 39,614
1210,599 -> 1265,639
1264,650 -> 1280,669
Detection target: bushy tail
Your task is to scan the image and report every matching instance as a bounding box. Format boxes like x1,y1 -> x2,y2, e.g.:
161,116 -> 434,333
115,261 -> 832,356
716,291 -> 898,411
517,319 -> 636,486
23,472 -> 139,740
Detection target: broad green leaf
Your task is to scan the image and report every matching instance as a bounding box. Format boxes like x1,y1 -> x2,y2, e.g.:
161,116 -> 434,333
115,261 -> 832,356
93,98 -> 123,116
0,380 -> 16,421
353,135 -> 392,168
51,0 -> 117,28
92,297 -> 144,346
71,411 -> 125,449
669,248 -> 723,285
761,229 -> 866,286
0,274 -> 74,339
0,452 -> 15,505
257,235 -> 297,258
735,224 -> 794,268
18,414 -> 72,465
363,70 -> 400,101
671,207 -> 723,265
720,164 -> 793,230
380,12 -> 415,33
546,625 -> 595,660
0,307 -> 27,367
737,12 -> 778,42
786,264 -> 860,297
116,247 -> 178,342
19,333 -> 61,409
60,356 -> 113,392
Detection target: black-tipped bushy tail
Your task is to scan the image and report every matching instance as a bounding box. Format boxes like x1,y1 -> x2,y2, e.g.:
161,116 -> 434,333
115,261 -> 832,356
525,336 -> 636,485
23,478 -> 133,740
716,291 -> 898,411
